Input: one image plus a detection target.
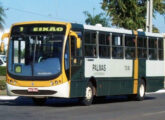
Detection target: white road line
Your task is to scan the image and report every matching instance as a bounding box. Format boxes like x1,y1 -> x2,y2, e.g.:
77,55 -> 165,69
143,111 -> 165,116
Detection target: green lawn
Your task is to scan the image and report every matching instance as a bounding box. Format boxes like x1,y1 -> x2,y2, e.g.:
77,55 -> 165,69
0,90 -> 7,96
0,79 -> 6,95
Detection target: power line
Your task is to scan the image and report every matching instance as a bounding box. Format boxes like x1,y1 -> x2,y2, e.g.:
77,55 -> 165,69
4,6 -> 71,22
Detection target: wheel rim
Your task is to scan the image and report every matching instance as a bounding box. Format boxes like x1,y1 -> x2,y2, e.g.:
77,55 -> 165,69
86,87 -> 93,100
139,84 -> 145,97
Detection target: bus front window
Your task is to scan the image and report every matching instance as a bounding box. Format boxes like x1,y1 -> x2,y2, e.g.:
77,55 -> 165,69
8,35 -> 63,77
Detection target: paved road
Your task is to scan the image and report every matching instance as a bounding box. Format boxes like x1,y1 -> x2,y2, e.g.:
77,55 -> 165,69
0,93 -> 165,120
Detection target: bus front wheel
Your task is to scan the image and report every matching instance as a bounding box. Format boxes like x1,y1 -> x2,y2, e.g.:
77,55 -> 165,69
80,82 -> 94,106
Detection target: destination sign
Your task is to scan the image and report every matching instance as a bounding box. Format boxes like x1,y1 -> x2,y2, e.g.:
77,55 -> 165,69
33,27 -> 64,32
11,24 -> 66,35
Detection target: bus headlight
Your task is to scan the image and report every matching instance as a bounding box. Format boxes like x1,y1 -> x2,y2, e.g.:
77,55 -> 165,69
50,81 -> 54,86
13,81 -> 17,85
55,80 -> 58,85
10,80 -> 13,84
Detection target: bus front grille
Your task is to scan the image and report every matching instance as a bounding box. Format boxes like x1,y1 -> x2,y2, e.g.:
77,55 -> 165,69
12,90 -> 57,95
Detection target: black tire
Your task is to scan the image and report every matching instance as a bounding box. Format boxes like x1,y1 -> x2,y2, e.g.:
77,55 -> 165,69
136,80 -> 146,101
32,98 -> 47,106
80,82 -> 94,106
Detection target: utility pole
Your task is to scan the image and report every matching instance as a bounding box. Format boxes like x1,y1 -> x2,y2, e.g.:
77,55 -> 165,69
146,0 -> 153,33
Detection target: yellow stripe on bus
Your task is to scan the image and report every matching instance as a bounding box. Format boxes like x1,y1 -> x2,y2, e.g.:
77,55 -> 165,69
133,59 -> 138,94
133,30 -> 138,36
6,74 -> 64,87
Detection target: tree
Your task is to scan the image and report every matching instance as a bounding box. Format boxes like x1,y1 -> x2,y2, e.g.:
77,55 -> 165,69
102,0 -> 165,32
83,11 -> 110,27
0,4 -> 5,30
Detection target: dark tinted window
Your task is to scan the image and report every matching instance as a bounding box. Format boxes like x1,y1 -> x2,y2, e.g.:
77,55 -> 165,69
84,31 -> 97,57
99,33 -> 110,58
158,38 -> 164,60
148,37 -> 157,60
112,34 -> 123,59
137,37 -> 147,59
125,35 -> 136,59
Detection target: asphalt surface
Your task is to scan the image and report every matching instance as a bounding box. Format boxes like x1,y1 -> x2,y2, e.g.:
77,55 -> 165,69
0,93 -> 165,120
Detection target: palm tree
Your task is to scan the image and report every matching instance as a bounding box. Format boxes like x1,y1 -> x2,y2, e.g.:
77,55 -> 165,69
83,11 -> 110,27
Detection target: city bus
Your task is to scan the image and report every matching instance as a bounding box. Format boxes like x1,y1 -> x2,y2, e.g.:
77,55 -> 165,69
1,21 -> 165,105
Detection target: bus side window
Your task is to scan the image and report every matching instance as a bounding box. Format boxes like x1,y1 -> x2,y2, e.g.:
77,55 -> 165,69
125,35 -> 136,59
137,37 -> 147,59
84,31 -> 97,57
148,37 -> 157,60
99,33 -> 110,58
158,38 -> 164,60
112,34 -> 123,59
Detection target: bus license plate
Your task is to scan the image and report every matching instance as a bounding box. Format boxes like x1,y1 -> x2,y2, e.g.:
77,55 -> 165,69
28,88 -> 38,92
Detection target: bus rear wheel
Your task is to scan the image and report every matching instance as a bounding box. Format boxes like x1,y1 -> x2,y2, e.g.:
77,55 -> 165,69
136,80 -> 145,101
80,82 -> 94,106
128,80 -> 145,101
32,98 -> 47,106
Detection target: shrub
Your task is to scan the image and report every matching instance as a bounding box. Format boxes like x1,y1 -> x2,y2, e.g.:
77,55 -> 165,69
0,66 -> 6,76
0,80 -> 6,90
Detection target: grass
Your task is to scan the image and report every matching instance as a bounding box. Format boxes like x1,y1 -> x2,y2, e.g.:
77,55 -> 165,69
0,66 -> 6,76
0,89 -> 7,95
0,80 -> 6,90
0,80 -> 7,95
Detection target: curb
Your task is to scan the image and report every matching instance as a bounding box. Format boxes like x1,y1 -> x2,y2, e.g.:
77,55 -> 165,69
0,89 -> 165,100
0,96 -> 18,100
146,89 -> 165,94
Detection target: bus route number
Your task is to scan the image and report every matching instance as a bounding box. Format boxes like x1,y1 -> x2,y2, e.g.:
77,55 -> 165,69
125,66 -> 130,71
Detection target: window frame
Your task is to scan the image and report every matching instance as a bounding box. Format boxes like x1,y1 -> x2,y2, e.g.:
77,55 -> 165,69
137,36 -> 147,59
148,37 -> 158,60
84,30 -> 98,58
112,33 -> 124,59
124,34 -> 136,60
98,32 -> 111,58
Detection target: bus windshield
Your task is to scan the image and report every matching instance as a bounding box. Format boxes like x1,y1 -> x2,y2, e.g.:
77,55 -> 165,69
8,24 -> 66,78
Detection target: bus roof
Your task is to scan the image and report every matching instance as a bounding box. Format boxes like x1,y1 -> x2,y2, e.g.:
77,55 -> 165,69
83,24 -> 163,38
11,21 -> 70,27
9,21 -> 164,38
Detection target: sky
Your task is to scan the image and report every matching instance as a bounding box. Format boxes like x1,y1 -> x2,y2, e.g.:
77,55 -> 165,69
0,0 -> 164,33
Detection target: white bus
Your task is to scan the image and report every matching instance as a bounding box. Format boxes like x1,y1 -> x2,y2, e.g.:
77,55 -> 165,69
1,21 -> 165,105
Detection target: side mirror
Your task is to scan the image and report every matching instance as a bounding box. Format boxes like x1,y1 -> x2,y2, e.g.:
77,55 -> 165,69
76,38 -> 81,49
69,31 -> 81,49
0,41 -> 4,52
0,33 -> 9,52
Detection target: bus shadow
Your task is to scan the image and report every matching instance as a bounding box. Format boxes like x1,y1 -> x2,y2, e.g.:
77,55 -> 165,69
0,95 -> 156,107
0,97 -> 80,107
93,95 -> 156,105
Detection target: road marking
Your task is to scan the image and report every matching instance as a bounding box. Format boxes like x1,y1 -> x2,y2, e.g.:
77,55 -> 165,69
143,111 -> 165,116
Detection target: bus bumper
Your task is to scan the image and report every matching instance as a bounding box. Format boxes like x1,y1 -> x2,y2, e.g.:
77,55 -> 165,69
6,82 -> 70,98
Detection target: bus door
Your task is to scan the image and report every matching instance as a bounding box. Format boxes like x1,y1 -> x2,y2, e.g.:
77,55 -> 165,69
69,32 -> 82,80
